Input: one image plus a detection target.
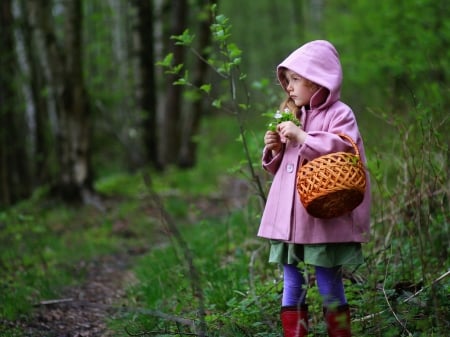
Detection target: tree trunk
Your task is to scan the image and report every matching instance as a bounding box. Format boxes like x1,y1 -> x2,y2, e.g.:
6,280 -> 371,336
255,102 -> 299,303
28,0 -> 95,204
0,0 -> 31,207
16,0 -> 52,186
178,0 -> 213,168
133,0 -> 158,168
158,0 -> 188,168
0,0 -> 15,207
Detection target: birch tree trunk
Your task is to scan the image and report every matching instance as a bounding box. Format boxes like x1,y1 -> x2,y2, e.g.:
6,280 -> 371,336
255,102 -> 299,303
28,0 -> 95,204
15,0 -> 52,186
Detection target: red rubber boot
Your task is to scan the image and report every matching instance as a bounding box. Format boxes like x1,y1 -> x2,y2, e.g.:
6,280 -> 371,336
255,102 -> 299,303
324,304 -> 352,337
280,305 -> 308,337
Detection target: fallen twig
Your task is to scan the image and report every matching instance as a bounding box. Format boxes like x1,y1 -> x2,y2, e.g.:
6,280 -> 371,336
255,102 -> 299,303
34,298 -> 74,306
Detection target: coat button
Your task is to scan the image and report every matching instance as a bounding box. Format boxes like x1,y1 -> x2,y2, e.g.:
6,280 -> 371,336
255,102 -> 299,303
286,164 -> 294,173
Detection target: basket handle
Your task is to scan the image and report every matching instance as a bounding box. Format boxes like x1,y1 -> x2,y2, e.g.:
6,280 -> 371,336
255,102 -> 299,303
338,133 -> 360,158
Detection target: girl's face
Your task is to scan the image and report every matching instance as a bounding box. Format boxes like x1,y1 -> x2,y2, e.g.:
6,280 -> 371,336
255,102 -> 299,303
284,70 -> 319,107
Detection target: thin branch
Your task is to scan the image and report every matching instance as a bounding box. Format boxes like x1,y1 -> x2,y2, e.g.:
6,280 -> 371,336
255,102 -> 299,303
382,286 -> 413,336
189,46 -> 227,79
142,172 -> 207,337
402,269 -> 450,303
354,269 -> 450,323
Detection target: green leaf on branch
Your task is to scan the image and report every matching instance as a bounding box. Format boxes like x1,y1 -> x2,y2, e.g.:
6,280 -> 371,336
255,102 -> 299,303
212,99 -> 222,108
171,29 -> 195,46
174,78 -> 187,85
211,15 -> 231,42
156,53 -> 174,68
200,84 -> 212,94
167,63 -> 184,75
173,71 -> 189,85
228,43 -> 242,58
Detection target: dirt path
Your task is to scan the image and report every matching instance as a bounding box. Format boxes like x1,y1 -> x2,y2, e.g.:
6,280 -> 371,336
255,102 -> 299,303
18,252 -> 137,337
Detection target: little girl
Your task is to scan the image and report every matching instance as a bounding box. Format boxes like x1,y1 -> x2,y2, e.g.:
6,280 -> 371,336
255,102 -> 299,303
258,40 -> 371,337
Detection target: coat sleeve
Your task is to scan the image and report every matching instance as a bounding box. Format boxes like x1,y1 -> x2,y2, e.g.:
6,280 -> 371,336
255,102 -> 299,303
300,104 -> 361,160
262,146 -> 284,174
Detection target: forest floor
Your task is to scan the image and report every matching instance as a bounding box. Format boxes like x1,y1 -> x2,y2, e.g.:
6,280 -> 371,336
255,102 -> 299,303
8,177 -> 249,337
14,251 -> 138,337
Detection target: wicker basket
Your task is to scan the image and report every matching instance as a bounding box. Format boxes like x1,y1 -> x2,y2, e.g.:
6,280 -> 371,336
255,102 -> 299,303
296,134 -> 366,219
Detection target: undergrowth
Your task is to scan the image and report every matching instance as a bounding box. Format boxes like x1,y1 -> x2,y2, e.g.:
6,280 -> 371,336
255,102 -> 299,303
0,109 -> 448,336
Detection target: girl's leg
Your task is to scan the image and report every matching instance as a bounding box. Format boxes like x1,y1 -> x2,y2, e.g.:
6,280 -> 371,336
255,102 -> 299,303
315,266 -> 351,337
282,264 -> 307,307
314,266 -> 346,307
280,264 -> 308,337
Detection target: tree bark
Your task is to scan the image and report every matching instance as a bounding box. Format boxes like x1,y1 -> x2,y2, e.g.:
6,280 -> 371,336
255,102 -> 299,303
133,0 -> 158,168
0,0 -> 31,207
28,0 -> 94,204
16,0 -> 52,186
178,0 -> 213,168
0,0 -> 15,206
158,0 -> 188,168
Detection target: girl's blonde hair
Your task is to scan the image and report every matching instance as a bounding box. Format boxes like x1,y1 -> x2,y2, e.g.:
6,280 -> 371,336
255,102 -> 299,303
279,97 -> 300,117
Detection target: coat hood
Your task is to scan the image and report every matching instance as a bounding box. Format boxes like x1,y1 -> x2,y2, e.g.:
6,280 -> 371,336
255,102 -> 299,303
277,40 -> 343,109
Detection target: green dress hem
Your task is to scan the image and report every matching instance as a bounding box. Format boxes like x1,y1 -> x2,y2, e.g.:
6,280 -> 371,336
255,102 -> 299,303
268,241 -> 363,268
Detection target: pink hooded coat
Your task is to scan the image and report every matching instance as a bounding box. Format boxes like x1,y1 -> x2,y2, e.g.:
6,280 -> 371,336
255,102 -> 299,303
257,40 -> 371,244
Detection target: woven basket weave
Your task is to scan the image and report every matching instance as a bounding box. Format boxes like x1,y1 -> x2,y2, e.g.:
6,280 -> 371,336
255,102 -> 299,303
296,134 -> 366,219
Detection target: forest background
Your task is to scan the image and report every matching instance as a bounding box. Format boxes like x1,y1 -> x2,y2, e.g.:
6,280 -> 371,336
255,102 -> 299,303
0,0 -> 449,336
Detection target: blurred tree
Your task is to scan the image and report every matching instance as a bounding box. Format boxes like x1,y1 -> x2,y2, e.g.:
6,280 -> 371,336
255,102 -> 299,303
157,0 -> 188,168
27,0 -> 95,204
178,0 -> 214,168
0,0 -> 31,207
133,0 -> 158,168
15,0 -> 54,187
152,0 -> 215,169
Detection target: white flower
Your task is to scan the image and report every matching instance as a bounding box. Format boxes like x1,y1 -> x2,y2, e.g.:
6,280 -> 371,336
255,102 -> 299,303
274,110 -> 282,119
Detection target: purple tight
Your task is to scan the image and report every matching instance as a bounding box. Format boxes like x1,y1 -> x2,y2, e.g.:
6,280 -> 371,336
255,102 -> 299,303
282,263 -> 307,306
282,264 -> 347,307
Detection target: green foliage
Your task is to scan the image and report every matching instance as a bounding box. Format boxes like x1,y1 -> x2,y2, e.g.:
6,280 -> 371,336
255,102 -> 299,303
123,208 -> 281,336
323,0 -> 450,114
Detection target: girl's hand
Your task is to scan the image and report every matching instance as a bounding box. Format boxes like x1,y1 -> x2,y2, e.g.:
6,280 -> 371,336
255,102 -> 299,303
264,130 -> 282,156
277,121 -> 307,144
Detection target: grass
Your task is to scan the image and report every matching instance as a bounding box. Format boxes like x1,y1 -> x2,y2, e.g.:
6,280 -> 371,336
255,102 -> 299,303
1,112 -> 449,336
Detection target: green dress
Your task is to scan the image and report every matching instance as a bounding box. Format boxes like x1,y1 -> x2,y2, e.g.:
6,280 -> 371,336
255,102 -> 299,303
269,241 -> 363,267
